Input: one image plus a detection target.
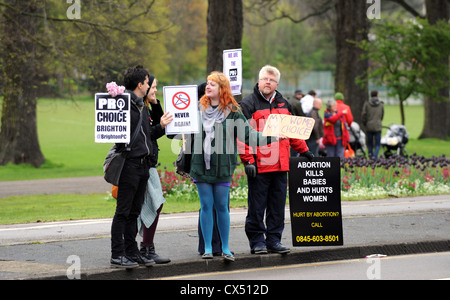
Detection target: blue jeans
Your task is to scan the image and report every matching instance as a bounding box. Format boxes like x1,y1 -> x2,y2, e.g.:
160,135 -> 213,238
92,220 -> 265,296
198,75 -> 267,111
196,183 -> 231,256
367,131 -> 381,158
325,139 -> 344,158
306,138 -> 320,157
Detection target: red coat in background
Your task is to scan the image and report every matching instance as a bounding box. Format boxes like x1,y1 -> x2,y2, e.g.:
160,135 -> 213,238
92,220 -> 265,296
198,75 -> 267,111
323,110 -> 350,147
336,100 -> 353,127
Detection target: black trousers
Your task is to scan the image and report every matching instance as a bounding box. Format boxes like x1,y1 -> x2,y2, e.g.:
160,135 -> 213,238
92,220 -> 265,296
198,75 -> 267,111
111,160 -> 149,258
245,171 -> 287,250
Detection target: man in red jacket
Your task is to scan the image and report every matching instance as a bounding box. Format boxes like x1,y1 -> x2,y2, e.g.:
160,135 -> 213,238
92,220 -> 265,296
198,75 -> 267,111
238,65 -> 313,255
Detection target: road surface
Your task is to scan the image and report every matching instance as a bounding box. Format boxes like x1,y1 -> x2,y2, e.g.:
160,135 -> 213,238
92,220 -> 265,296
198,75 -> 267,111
158,252 -> 450,280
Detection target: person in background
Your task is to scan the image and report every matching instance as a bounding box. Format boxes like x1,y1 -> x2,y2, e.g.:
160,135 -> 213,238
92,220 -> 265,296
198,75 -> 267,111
138,75 -> 173,264
334,92 -> 353,127
300,90 -> 316,116
362,90 -> 384,158
306,98 -> 324,157
289,89 -> 305,117
323,99 -> 350,159
238,65 -> 313,255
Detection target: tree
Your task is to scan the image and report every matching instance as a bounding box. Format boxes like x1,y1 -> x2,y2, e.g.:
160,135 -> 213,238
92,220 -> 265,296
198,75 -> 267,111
379,0 -> 450,140
0,0 -> 44,167
243,6 -> 335,85
243,0 -> 368,121
420,0 -> 450,139
165,0 -> 207,85
335,0 -> 370,124
207,0 -> 243,74
357,18 -> 450,126
0,0 -> 171,167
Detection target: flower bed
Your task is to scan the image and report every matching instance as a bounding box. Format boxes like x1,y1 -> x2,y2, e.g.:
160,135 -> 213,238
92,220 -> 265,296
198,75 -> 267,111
158,168 -> 249,204
340,154 -> 450,200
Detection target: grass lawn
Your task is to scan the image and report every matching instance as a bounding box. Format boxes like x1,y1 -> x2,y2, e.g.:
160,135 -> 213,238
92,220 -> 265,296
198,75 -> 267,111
0,193 -> 204,225
0,194 -> 117,225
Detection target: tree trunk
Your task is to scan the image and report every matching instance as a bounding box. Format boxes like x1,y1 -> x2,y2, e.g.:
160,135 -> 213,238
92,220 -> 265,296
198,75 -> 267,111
399,98 -> 406,126
207,0 -> 243,74
335,0 -> 370,124
0,0 -> 45,167
419,0 -> 450,140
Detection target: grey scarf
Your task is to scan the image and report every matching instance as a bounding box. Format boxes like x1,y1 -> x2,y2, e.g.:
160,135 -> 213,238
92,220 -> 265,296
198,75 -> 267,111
202,105 -> 228,170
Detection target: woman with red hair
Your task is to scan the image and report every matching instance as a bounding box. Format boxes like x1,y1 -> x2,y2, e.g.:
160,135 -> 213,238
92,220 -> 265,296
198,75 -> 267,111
190,71 -> 273,262
199,71 -> 240,113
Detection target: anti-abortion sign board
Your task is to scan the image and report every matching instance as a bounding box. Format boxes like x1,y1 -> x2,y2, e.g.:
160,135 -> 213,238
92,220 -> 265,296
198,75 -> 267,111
95,93 -> 131,144
223,49 -> 242,96
163,85 -> 199,135
289,157 -> 343,246
262,115 -> 315,140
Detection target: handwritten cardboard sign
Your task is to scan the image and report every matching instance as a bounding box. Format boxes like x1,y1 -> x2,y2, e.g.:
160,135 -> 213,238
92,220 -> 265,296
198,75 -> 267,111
262,114 -> 315,140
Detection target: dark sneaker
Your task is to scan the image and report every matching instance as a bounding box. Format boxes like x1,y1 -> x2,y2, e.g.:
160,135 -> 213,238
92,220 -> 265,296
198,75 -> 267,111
110,256 -> 139,269
251,245 -> 268,255
267,243 -> 290,254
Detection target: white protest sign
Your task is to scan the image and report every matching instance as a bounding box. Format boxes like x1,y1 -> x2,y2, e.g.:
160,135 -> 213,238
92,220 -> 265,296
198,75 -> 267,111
223,49 -> 242,96
95,93 -> 131,143
262,114 -> 315,140
163,85 -> 199,135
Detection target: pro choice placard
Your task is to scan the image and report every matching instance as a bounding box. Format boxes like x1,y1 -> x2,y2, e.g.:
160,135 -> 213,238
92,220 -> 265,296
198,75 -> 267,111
163,85 -> 199,135
289,157 -> 343,246
95,93 -> 131,144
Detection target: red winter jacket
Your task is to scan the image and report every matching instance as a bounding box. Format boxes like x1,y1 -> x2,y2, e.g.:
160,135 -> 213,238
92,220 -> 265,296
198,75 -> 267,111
336,100 -> 353,127
237,84 -> 309,173
323,110 -> 350,147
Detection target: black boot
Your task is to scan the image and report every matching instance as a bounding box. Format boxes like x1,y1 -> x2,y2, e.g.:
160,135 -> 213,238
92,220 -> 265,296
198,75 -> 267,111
140,242 -> 171,264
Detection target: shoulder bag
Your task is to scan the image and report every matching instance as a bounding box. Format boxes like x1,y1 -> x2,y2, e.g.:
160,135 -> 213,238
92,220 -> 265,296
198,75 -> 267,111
175,134 -> 192,179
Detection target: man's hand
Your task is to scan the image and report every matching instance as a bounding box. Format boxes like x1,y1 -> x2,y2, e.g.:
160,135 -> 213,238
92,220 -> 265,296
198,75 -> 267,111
245,163 -> 257,178
300,151 -> 314,161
